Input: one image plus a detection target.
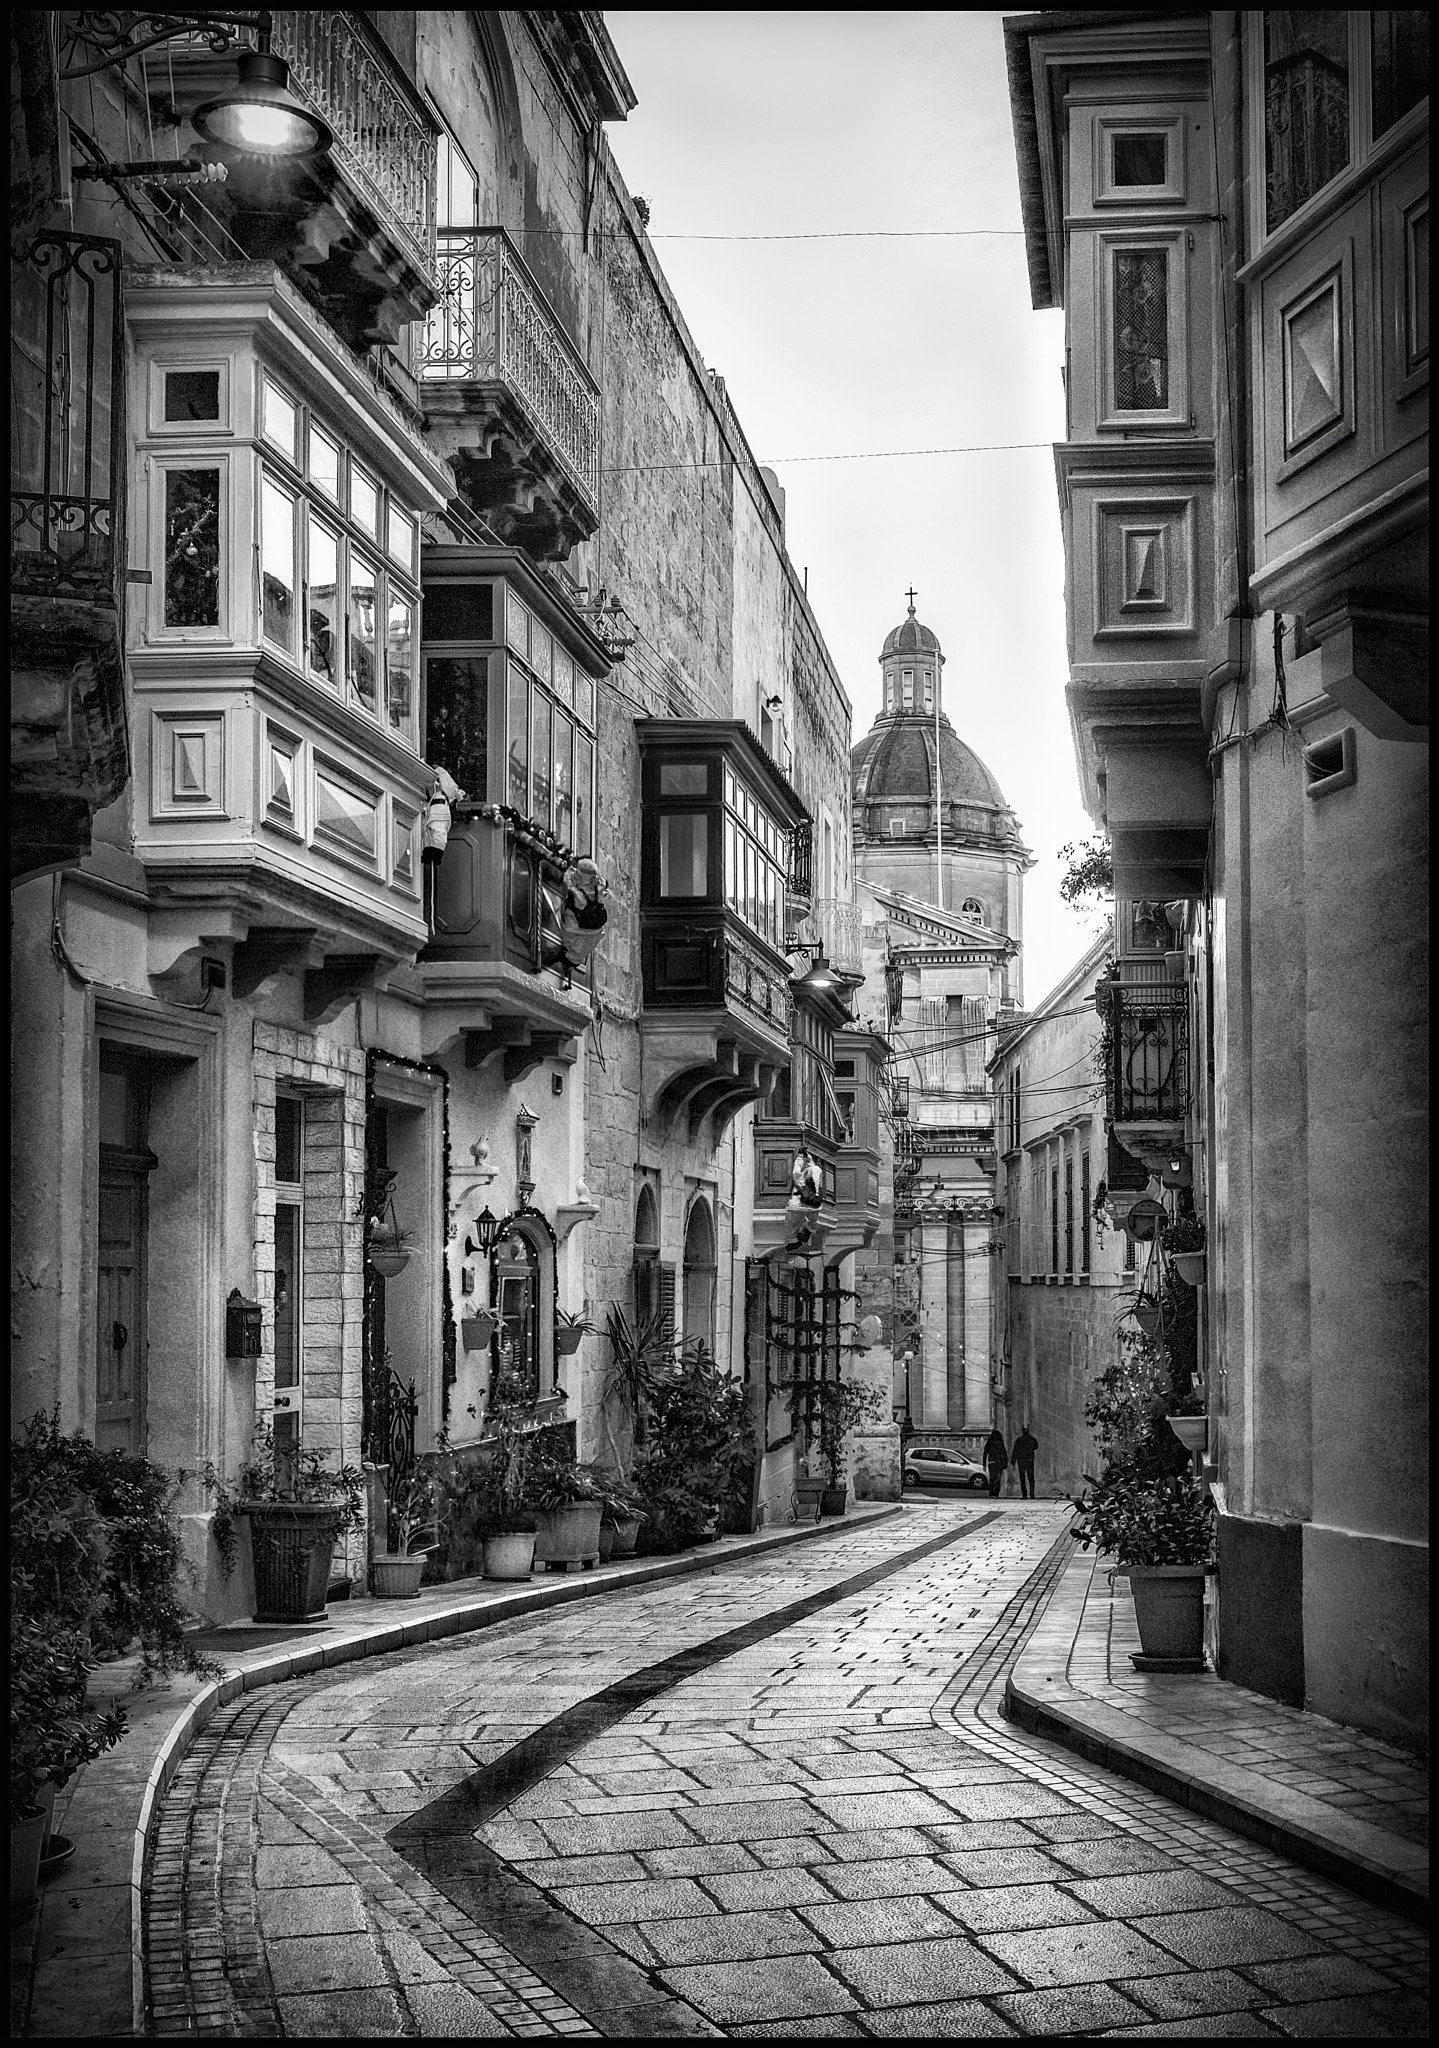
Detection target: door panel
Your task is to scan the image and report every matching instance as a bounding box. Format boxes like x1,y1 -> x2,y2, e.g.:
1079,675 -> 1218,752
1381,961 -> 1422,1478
97,1167 -> 145,1454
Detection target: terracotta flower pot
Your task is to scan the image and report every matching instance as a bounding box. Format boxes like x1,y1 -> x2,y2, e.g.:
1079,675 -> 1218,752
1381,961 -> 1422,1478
535,1500 -> 603,1571
482,1531 -> 536,1580
609,1514 -> 642,1557
1124,1563 -> 1209,1665
370,1554 -> 426,1598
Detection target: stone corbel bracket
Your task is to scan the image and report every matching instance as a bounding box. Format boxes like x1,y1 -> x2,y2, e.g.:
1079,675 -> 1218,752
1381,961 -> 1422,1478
554,1201 -> 599,1244
642,1018 -> 781,1148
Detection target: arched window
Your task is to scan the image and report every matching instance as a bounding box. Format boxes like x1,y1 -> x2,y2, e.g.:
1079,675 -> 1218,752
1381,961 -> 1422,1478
632,1183 -> 660,1326
962,897 -> 985,922
901,670 -> 914,710
682,1197 -> 717,1359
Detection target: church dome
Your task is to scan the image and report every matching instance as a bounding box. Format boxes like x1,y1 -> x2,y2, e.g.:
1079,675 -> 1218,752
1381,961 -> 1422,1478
852,719 -> 1008,813
881,611 -> 943,660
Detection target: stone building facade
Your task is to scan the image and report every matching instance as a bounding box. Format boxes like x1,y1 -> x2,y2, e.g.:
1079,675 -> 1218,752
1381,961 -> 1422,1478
849,605 -> 1033,1461
1007,10 -> 1427,1748
10,10 -> 876,1611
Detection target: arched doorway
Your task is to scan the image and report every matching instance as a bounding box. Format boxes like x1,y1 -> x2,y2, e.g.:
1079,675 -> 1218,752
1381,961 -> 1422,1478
682,1197 -> 717,1360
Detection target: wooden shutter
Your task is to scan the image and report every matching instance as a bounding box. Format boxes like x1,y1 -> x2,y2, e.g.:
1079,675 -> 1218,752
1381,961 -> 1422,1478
656,1261 -> 677,1344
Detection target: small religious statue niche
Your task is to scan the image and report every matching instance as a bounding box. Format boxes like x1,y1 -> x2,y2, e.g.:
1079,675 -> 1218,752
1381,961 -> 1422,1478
515,1105 -> 539,1207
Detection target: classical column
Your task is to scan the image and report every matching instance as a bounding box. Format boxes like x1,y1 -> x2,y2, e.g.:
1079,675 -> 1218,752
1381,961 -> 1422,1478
946,1209 -> 966,1427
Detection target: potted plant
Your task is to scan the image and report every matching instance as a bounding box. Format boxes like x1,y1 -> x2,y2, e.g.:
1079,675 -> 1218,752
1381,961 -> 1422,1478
370,1464 -> 438,1598
11,1601 -> 126,1909
597,1473 -> 646,1558
440,1361 -> 550,1580
206,1426 -> 364,1623
460,1306 -> 497,1352
531,1457 -> 605,1571
554,1308 -> 591,1359
368,1224 -> 412,1280
780,1376 -> 885,1517
1071,1330 -> 1214,1669
632,1345 -> 756,1554
1163,1213 -> 1207,1287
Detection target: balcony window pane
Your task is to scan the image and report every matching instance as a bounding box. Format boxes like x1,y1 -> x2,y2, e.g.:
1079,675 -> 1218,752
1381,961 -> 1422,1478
724,766 -> 737,810
505,587 -> 528,657
745,838 -> 756,928
552,644 -> 574,707
164,467 -> 220,627
438,131 -> 478,227
308,423 -> 340,500
307,515 -> 339,684
348,553 -> 378,712
1113,132 -> 1167,186
386,502 -> 414,574
1114,249 -> 1168,409
424,580 -> 493,643
659,813 -> 707,898
507,665 -> 529,810
530,690 -> 552,826
553,709 -> 573,845
260,474 -> 296,653
164,369 -> 219,422
573,731 -> 593,856
574,670 -> 594,728
351,465 -> 378,537
725,816 -> 737,907
1372,12 -> 1429,138
660,762 -> 707,797
530,619 -> 552,685
1264,11 -> 1350,234
426,655 -> 489,794
386,593 -> 414,734
262,379 -> 297,462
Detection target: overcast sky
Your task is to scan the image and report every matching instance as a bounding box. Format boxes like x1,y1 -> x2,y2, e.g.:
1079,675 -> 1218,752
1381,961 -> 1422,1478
606,9 -> 1099,1007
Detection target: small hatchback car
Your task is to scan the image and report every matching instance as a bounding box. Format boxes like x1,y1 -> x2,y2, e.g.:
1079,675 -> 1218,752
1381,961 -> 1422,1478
902,1445 -> 990,1491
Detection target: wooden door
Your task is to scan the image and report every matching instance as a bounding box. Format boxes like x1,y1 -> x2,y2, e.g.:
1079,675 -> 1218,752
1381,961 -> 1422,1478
96,1161 -> 147,1454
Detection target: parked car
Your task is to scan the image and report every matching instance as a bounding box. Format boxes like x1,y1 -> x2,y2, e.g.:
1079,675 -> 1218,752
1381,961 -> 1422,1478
902,1445 -> 990,1491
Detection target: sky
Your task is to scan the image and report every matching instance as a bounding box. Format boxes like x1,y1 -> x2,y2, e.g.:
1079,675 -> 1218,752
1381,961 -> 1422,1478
605,9 -> 1099,1007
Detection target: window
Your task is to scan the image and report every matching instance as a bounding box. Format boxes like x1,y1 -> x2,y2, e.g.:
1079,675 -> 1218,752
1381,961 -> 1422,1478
901,670 -> 914,710
633,1184 -> 661,1326
163,468 -> 221,627
682,1197 -> 717,1359
164,369 -> 220,422
1064,1156 -> 1074,1276
1081,1149 -> 1092,1273
660,813 -> 708,898
922,670 -> 934,712
1051,1167 -> 1060,1274
1114,249 -> 1169,409
1264,11 -> 1350,233
436,130 -> 479,228
1372,12 -> 1429,138
722,763 -> 785,947
1113,132 -> 1168,187
254,375 -> 421,744
962,897 -> 985,923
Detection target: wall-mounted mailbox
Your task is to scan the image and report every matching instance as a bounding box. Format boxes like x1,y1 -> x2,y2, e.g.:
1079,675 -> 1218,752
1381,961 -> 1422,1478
226,1287 -> 263,1359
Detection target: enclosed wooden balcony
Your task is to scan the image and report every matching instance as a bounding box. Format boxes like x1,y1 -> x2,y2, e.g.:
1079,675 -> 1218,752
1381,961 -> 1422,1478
419,230 -> 601,561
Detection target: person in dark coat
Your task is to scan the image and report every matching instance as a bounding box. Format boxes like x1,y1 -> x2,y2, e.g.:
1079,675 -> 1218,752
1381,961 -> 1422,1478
982,1428 -> 1009,1498
1012,1426 -> 1039,1499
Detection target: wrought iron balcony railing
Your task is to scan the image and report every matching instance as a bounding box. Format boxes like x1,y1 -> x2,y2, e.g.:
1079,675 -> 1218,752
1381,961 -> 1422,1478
1100,981 -> 1191,1124
11,231 -> 124,605
786,818 -> 814,903
270,9 -> 437,281
418,228 -> 600,512
793,896 -> 863,977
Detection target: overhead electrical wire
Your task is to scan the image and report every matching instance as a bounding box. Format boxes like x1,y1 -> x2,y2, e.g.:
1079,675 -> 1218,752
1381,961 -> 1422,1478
603,441 -> 1051,474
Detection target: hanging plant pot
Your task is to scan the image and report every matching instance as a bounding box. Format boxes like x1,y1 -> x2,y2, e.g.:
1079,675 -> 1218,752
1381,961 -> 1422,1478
1173,1250 -> 1206,1287
369,1245 -> 410,1279
370,1554 -> 426,1599
1132,1297 -> 1164,1339
554,1322 -> 588,1358
1166,1414 -> 1209,1456
461,1310 -> 496,1351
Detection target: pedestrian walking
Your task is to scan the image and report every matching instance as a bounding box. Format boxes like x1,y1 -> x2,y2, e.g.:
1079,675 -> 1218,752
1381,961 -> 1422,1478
1012,1424 -> 1038,1499
982,1427 -> 1009,1498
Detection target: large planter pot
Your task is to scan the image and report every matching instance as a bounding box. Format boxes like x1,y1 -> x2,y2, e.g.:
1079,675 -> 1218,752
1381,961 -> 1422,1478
819,1485 -> 848,1517
482,1531 -> 536,1580
11,1809 -> 46,1910
609,1514 -> 641,1558
535,1500 -> 603,1571
597,1519 -> 616,1562
370,1554 -> 426,1599
244,1503 -> 340,1622
1172,1250 -> 1206,1287
1124,1563 -> 1209,1668
1166,1414 -> 1208,1456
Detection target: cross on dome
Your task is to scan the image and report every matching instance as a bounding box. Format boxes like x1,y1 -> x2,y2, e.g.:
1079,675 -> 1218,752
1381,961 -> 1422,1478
905,585 -> 917,616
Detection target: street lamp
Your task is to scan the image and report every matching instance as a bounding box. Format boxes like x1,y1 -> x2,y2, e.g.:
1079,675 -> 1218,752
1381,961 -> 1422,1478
195,49 -> 332,158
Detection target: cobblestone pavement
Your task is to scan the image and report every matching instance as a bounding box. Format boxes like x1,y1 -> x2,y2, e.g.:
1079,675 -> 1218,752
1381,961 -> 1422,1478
143,1504 -> 1429,2037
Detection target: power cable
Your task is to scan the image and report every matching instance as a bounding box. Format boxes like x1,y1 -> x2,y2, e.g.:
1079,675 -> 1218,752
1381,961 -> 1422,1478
604,441 -> 1051,474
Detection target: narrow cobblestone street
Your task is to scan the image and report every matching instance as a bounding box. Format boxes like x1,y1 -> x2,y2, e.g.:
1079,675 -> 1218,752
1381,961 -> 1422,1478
143,1506 -> 1428,2037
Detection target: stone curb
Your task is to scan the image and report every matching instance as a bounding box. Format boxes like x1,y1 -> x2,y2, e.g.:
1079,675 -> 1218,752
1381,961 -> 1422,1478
1005,1654 -> 1429,1930
121,1501 -> 906,2037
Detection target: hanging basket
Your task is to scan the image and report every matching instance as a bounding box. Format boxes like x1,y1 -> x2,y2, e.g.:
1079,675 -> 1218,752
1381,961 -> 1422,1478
554,1322 -> 588,1358
369,1245 -> 410,1279
1132,1297 -> 1164,1339
1166,1414 -> 1208,1455
1172,1250 -> 1206,1287
461,1310 -> 496,1351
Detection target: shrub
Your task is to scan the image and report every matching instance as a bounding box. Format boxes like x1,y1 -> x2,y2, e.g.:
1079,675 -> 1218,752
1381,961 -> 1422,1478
11,1593 -> 126,1823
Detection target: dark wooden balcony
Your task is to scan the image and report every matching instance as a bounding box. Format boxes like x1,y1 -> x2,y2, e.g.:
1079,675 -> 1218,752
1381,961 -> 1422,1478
419,230 -> 601,561
11,229 -> 130,881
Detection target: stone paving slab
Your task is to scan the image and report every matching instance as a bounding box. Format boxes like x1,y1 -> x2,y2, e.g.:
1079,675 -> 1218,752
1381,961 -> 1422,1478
1004,1545 -> 1429,1927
